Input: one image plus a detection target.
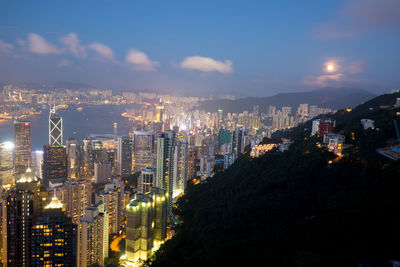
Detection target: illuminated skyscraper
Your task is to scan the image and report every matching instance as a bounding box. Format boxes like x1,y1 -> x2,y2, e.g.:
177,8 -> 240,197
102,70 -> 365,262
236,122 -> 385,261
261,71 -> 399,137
31,196 -> 77,267
42,145 -> 67,187
125,188 -> 167,265
14,120 -> 31,178
156,131 -> 175,217
232,126 -> 248,157
6,168 -> 49,267
156,105 -> 165,123
173,136 -> 188,197
0,142 -> 14,187
96,182 -> 122,234
133,131 -> 155,173
116,136 -> 132,178
49,106 -> 63,146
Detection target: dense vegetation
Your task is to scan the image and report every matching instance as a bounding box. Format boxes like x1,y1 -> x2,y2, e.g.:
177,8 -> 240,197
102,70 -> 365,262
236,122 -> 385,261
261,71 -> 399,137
148,92 -> 400,267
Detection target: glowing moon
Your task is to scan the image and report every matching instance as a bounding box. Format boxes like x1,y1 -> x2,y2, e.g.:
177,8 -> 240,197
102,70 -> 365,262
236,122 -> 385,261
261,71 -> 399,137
327,64 -> 334,72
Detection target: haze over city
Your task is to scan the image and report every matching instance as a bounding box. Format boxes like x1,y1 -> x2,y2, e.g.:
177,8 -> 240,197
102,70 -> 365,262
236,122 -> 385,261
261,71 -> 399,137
1,0 -> 399,97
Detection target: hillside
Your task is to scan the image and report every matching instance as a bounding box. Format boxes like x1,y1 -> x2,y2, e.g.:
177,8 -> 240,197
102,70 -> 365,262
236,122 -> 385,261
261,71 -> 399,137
148,92 -> 400,267
196,87 -> 375,113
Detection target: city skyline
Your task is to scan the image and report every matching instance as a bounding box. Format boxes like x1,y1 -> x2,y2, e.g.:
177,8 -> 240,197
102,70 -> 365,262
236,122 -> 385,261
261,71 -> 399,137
1,1 -> 400,266
0,0 -> 399,96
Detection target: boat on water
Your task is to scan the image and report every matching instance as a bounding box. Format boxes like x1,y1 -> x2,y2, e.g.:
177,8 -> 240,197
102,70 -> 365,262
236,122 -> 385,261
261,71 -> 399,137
76,107 -> 83,111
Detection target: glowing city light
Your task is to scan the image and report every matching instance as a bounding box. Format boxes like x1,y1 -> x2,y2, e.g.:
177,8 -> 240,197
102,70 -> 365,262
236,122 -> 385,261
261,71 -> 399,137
2,141 -> 14,150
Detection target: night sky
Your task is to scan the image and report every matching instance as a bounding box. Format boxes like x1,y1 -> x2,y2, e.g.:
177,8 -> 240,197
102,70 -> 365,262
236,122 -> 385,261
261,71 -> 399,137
0,0 -> 399,96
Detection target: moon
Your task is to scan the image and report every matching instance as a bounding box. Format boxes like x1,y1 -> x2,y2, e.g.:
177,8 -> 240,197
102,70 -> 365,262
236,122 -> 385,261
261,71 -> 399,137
327,64 -> 334,72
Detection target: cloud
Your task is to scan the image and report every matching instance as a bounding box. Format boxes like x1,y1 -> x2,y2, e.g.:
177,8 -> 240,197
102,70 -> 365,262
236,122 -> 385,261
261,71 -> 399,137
88,43 -> 115,60
0,40 -> 14,54
180,56 -> 233,73
314,0 -> 400,39
28,33 -> 62,54
125,48 -> 159,71
61,33 -> 86,57
57,59 -> 71,67
303,73 -> 346,87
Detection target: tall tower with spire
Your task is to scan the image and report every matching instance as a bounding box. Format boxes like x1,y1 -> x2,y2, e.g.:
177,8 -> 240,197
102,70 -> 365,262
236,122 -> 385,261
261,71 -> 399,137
49,104 -> 63,146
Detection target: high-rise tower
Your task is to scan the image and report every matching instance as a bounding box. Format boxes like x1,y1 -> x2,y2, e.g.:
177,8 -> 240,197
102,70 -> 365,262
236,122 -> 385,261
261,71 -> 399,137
49,106 -> 63,146
156,131 -> 175,217
42,145 -> 67,187
0,142 -> 14,187
116,136 -> 132,178
133,131 -> 155,173
13,120 -> 31,178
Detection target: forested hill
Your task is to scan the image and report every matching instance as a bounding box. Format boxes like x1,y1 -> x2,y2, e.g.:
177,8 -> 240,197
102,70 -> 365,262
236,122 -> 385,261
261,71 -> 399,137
195,87 -> 375,113
147,92 -> 400,267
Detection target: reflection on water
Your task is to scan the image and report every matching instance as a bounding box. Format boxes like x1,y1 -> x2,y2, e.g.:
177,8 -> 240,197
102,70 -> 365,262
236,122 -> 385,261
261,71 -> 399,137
0,104 -> 138,150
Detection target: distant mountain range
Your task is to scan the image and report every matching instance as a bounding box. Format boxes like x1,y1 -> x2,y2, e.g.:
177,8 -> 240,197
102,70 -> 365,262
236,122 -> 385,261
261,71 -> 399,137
0,81 -> 94,91
49,81 -> 94,90
195,87 -> 376,113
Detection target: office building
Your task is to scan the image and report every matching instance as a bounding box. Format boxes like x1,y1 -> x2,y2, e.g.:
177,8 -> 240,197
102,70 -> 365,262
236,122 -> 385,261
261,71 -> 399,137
0,142 -> 14,187
124,188 -> 167,265
49,106 -> 63,146
66,138 -> 79,179
232,126 -> 248,157
42,145 -> 67,187
138,167 -> 155,194
14,121 -> 31,178
173,137 -> 188,197
6,168 -> 48,267
78,202 -> 109,267
94,162 -> 112,184
132,131 -> 155,173
54,179 -> 92,224
31,196 -> 77,267
96,182 -> 122,234
31,150 -> 43,179
156,131 -> 175,217
116,136 -> 132,178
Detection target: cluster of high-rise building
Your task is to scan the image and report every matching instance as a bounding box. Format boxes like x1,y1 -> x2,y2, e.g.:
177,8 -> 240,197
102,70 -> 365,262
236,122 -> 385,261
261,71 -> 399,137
0,83 -> 337,266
